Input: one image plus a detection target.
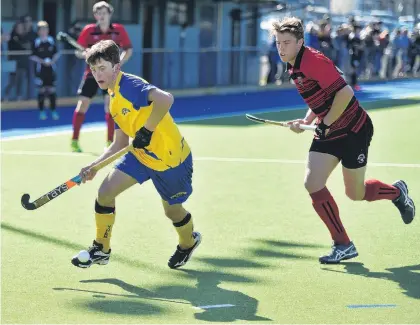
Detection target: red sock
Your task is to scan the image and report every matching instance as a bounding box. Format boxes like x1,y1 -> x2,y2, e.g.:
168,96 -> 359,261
310,187 -> 350,245
364,179 -> 400,202
72,111 -> 85,140
105,113 -> 114,142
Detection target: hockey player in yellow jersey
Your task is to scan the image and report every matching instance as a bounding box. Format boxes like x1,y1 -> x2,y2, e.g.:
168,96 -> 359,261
71,40 -> 201,269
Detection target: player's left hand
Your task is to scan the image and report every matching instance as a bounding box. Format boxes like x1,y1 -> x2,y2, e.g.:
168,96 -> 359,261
315,121 -> 330,139
133,127 -> 153,149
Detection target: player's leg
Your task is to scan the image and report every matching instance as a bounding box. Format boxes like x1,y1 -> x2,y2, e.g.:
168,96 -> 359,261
342,116 -> 415,224
162,200 -> 201,269
72,153 -> 147,268
150,154 -> 201,268
71,75 -> 97,152
46,86 -> 58,120
307,140 -> 358,264
103,93 -> 114,147
45,68 -> 58,120
37,85 -> 47,120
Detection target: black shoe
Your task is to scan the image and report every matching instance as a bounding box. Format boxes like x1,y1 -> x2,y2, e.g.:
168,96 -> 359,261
71,240 -> 111,268
168,232 -> 202,269
319,241 -> 358,264
392,180 -> 415,224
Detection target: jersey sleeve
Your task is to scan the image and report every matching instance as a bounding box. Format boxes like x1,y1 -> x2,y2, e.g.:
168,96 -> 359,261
77,26 -> 91,48
120,76 -> 156,109
118,26 -> 132,49
303,54 -> 347,98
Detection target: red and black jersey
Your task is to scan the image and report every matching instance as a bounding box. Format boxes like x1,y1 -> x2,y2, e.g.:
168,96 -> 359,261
287,46 -> 367,140
78,23 -> 132,75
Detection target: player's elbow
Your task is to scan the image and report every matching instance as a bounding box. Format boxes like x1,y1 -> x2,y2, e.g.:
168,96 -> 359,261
158,91 -> 174,109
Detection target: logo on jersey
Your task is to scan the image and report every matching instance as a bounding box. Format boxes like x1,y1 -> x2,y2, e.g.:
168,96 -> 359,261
357,154 -> 366,164
121,108 -> 130,115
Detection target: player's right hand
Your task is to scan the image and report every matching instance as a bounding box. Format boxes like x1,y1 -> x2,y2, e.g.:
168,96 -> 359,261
79,165 -> 97,184
287,119 -> 307,134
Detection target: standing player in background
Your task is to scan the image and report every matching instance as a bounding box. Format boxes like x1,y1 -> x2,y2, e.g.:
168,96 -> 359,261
71,1 -> 132,152
71,40 -> 201,270
272,17 -> 415,264
30,21 -> 60,120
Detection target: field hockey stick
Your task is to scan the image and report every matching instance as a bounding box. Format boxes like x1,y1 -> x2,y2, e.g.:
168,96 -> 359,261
56,31 -> 85,51
245,114 -> 316,131
21,145 -> 134,211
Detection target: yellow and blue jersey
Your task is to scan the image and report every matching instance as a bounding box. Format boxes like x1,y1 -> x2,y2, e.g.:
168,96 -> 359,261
109,72 -> 191,171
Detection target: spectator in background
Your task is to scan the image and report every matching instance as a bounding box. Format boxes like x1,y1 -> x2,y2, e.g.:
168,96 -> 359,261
411,28 -> 420,76
3,22 -> 30,101
21,15 -> 37,99
318,20 -> 335,61
393,28 -> 411,77
335,24 -> 351,78
30,21 -> 60,120
266,38 -> 281,84
379,30 -> 391,79
306,23 -> 320,50
348,24 -> 364,90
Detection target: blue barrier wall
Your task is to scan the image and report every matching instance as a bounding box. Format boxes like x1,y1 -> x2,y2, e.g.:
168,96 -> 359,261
2,79 -> 420,135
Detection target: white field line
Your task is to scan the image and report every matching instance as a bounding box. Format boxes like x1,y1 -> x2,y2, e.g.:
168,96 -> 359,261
193,304 -> 235,310
1,150 -> 419,168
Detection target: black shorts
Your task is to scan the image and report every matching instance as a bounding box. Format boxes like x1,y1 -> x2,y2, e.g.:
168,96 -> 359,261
77,73 -> 108,98
309,115 -> 374,169
35,67 -> 56,87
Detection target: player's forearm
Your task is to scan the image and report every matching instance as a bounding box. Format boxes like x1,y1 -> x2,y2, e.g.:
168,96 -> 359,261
51,53 -> 60,64
144,91 -> 174,131
322,85 -> 354,125
89,142 -> 126,167
30,56 -> 43,64
304,109 -> 316,124
120,48 -> 133,66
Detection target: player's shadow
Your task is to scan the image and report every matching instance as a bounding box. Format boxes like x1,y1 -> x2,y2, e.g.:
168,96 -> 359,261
1,222 -> 151,270
248,239 -> 327,261
77,269 -> 271,322
323,262 -> 420,300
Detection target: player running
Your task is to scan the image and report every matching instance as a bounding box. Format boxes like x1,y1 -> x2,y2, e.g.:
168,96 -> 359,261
71,40 -> 201,269
71,1 -> 133,152
30,21 -> 60,120
271,17 -> 415,264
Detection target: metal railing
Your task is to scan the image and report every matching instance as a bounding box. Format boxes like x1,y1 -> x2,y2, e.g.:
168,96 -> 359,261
1,47 -> 419,101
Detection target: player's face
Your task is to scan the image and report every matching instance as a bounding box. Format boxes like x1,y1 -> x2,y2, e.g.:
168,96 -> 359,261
94,8 -> 111,25
38,27 -> 49,38
275,32 -> 303,64
90,58 -> 120,89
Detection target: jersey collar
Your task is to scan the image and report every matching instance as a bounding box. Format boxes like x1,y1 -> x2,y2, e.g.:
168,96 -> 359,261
108,71 -> 123,96
286,45 -> 306,71
95,22 -> 114,33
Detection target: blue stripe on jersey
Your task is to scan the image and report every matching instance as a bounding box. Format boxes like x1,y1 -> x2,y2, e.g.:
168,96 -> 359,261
119,73 -> 156,110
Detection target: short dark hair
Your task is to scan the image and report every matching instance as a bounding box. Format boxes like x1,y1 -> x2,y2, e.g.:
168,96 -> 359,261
86,40 -> 120,66
271,17 -> 304,40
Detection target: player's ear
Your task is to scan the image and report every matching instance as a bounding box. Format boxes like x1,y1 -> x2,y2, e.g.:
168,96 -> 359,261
113,63 -> 121,72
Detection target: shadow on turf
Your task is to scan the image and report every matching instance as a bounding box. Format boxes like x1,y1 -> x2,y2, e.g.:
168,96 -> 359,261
248,239 -> 327,261
0,222 -> 151,270
55,269 -> 271,322
178,98 -> 420,127
323,262 -> 420,300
